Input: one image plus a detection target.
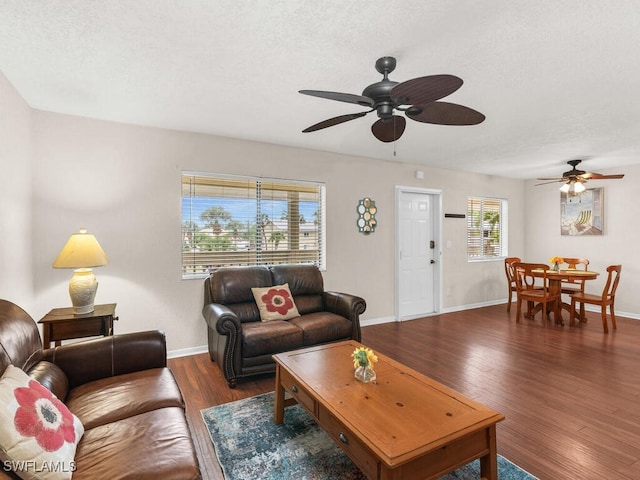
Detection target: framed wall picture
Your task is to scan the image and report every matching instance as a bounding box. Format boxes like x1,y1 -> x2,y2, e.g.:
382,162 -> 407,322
560,187 -> 603,235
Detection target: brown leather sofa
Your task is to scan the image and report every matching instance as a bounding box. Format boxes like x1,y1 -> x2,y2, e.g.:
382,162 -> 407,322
203,264 -> 366,388
0,299 -> 201,480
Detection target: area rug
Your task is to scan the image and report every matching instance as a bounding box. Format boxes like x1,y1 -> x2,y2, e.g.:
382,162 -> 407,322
201,393 -> 538,480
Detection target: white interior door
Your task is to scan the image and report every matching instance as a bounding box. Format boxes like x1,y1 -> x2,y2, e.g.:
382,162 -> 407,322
396,188 -> 441,320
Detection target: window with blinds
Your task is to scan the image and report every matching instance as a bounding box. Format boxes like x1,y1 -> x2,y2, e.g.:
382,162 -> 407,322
467,196 -> 508,260
181,173 -> 326,278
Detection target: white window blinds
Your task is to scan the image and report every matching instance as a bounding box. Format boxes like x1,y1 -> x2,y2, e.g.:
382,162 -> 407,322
467,197 -> 508,260
181,174 -> 325,278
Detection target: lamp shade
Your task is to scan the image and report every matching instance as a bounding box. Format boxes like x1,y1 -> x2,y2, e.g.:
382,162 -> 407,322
52,228 -> 109,269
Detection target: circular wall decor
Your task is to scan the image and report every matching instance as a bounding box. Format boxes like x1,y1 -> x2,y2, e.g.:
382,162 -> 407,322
357,197 -> 377,234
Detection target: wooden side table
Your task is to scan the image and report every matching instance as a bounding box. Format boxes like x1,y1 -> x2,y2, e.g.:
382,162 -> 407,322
38,303 -> 117,348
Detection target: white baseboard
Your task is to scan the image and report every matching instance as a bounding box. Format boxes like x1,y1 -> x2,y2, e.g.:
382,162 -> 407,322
167,344 -> 208,359
360,316 -> 396,327
440,299 -> 505,314
580,306 -> 640,321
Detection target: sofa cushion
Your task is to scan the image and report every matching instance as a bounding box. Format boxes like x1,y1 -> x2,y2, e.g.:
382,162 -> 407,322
270,265 -> 324,296
0,365 -> 84,480
64,368 -> 184,430
207,266 -> 272,304
72,407 -> 200,480
292,295 -> 325,315
289,312 -> 353,346
242,321 -> 303,358
251,284 -> 300,321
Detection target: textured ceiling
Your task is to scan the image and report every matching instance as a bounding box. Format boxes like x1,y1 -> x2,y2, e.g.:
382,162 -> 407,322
1,1 -> 640,180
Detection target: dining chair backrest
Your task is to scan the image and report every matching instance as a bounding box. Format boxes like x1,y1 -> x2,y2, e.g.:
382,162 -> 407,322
562,258 -> 589,270
504,257 -> 521,284
560,257 -> 590,294
600,265 -> 622,301
504,257 -> 521,312
513,262 -> 550,291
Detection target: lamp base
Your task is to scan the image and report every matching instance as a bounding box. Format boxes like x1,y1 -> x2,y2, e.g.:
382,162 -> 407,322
68,268 -> 98,314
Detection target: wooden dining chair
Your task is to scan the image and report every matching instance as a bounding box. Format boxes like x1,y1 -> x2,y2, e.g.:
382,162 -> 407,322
513,262 -> 561,325
560,257 -> 590,295
504,257 -> 521,312
569,265 -> 622,333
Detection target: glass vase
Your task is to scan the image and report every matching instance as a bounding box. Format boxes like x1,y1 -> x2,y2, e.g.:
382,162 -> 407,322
553,262 -> 560,272
354,365 -> 376,383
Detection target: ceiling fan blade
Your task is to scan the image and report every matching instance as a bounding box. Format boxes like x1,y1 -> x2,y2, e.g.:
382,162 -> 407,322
536,177 -> 565,181
299,90 -> 374,107
371,116 -> 406,142
390,75 -> 463,106
583,173 -> 625,180
535,180 -> 565,186
407,102 -> 485,125
302,111 -> 369,133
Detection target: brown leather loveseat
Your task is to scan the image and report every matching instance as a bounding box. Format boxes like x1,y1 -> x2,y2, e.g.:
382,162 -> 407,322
0,299 -> 201,480
203,264 -> 366,388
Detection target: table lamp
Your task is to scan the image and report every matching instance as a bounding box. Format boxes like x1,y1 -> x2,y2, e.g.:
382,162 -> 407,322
52,228 -> 109,314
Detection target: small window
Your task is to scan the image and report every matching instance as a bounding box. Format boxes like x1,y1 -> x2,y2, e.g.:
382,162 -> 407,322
181,173 -> 326,278
467,197 -> 508,261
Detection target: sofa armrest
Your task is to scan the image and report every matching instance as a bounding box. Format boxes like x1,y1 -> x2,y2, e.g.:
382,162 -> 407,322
323,291 -> 366,341
202,303 -> 243,387
42,330 -> 167,389
202,303 -> 242,337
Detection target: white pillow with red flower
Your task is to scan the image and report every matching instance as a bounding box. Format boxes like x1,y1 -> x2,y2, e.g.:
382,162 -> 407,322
251,283 -> 300,321
0,365 -> 84,480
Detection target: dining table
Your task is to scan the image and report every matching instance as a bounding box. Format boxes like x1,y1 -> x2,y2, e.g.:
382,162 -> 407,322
530,268 -> 599,324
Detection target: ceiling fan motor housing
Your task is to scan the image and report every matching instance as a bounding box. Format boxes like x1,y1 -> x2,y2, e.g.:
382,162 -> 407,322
364,57 -> 400,120
563,160 -> 586,178
362,79 -> 398,119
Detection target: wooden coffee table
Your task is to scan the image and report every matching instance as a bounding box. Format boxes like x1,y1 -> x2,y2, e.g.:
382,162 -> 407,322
274,340 -> 504,480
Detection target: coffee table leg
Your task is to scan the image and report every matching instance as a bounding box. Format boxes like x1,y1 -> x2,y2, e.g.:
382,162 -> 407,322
274,364 -> 285,424
479,425 -> 498,480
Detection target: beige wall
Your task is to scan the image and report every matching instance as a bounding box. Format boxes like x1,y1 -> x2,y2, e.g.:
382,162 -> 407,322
524,173 -> 639,316
2,76 -> 531,353
0,73 -> 33,306
24,110 -> 527,353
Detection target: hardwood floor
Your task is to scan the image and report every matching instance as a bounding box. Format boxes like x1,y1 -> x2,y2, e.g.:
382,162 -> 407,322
168,305 -> 640,480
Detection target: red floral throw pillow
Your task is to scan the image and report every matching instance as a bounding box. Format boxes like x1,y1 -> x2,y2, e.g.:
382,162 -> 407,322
0,365 -> 84,480
251,283 -> 300,321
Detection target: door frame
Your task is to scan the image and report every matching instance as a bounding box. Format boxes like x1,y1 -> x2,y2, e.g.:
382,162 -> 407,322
395,185 -> 443,321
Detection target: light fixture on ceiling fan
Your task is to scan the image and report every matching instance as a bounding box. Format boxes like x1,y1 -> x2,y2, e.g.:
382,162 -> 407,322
559,179 -> 585,194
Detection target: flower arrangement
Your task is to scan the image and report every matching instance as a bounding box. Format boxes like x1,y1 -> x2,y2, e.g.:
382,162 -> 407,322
352,347 -> 378,383
549,256 -> 563,271
352,347 -> 378,369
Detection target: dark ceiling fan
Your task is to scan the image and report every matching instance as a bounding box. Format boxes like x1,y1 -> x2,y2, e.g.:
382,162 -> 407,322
536,159 -> 625,193
299,56 -> 485,142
